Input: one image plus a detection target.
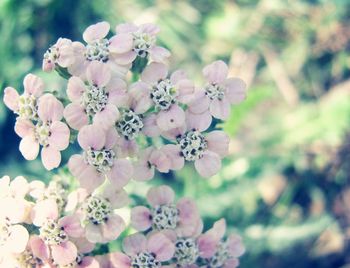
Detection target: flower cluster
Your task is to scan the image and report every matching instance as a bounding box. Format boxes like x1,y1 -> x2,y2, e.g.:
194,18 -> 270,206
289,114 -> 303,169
2,21 -> 247,267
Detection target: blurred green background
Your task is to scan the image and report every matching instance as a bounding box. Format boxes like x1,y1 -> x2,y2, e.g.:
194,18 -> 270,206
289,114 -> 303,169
1,0 -> 350,267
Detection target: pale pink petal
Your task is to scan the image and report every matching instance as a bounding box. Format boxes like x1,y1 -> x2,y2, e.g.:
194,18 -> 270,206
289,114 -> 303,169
186,110 -> 212,132
31,199 -> 58,226
143,114 -> 160,137
6,224 -> 29,253
194,151 -> 221,178
83,21 -> 110,43
41,147 -> 61,170
227,234 -> 245,257
176,79 -> 195,104
23,74 -> 44,97
104,128 -> 118,149
107,81 -> 129,107
14,119 -> 34,138
48,121 -> 70,151
37,94 -> 64,122
225,78 -> 247,104
110,252 -> 131,268
80,256 -> 100,268
133,161 -> 155,181
64,103 -> 89,130
77,124 -> 106,150
19,135 -> 39,160
197,234 -> 217,259
140,23 -> 160,35
30,235 -> 50,261
207,219 -> 226,240
109,33 -> 134,53
3,87 -> 19,111
59,215 -> 84,238
93,104 -> 120,129
147,185 -> 175,207
209,97 -> 230,120
116,22 -> 138,33
161,144 -> 184,170
206,131 -> 229,157
51,241 -> 78,265
130,206 -> 152,231
68,154 -> 104,192
112,51 -> 137,65
141,62 -> 168,84
150,46 -> 171,63
149,149 -> 171,173
9,176 -> 29,198
115,138 -> 138,158
85,223 -> 104,243
188,90 -> 210,114
102,214 -> 126,241
160,125 -> 186,141
67,76 -> 85,102
72,237 -> 95,254
122,233 -> 147,256
203,60 -> 228,84
177,198 -> 199,225
102,188 -> 129,209
170,70 -> 188,84
147,233 -> 175,262
129,82 -> 153,114
108,159 -> 133,189
156,104 -> 185,131
86,61 -> 111,87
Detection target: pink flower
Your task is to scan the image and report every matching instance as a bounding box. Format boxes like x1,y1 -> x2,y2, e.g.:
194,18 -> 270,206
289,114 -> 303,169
115,22 -> 171,64
64,60 -> 122,130
161,120 -> 230,178
189,60 -> 247,120
16,93 -> 70,170
197,219 -> 245,268
131,185 -> 202,237
42,38 -> 75,72
135,62 -> 195,131
30,199 -> 83,266
68,21 -> 131,77
110,232 -> 175,268
74,187 -> 128,244
3,73 -> 44,120
68,125 -> 133,192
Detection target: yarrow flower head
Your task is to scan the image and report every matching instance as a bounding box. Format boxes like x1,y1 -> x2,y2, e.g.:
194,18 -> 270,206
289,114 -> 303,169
42,38 -> 75,72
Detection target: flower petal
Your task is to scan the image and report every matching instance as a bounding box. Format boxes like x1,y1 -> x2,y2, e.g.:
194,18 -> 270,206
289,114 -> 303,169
59,215 -> 84,238
48,121 -> 70,151
31,199 -> 58,226
143,114 -> 160,137
41,147 -> 61,170
67,76 -> 85,102
110,252 -> 131,268
161,144 -> 184,171
147,185 -> 175,207
188,90 -> 210,114
147,233 -> 175,262
3,87 -> 19,112
78,124 -> 106,150
83,21 -> 110,43
38,94 -> 64,122
108,159 -> 133,189
19,135 -> 39,160
186,110 -> 212,132
203,60 -> 228,84
86,60 -> 111,87
206,131 -> 229,157
23,74 -> 44,97
194,151 -> 221,178
102,214 -> 126,241
85,223 -> 104,243
64,103 -> 89,130
156,104 -> 186,131
109,33 -> 134,53
93,104 -> 120,130
133,161 -> 155,181
141,62 -> 168,84
6,224 -> 29,253
130,206 -> 152,231
51,241 -> 78,265
30,235 -> 50,261
123,233 -> 147,256
14,119 -> 34,138
225,78 -> 247,104
149,46 -> 171,63
209,97 -> 230,120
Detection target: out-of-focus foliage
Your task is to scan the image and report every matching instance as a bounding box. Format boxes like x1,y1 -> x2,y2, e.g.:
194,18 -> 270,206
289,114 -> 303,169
1,0 -> 350,267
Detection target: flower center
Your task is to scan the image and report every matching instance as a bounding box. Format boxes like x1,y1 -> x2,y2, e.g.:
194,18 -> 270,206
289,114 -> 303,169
34,121 -> 51,146
151,204 -> 179,230
17,94 -> 38,120
150,79 -> 177,110
39,219 -> 68,246
131,252 -> 160,268
178,130 -> 207,161
0,217 -> 11,246
83,147 -> 115,173
132,32 -> 156,58
16,249 -> 43,268
44,45 -> 60,65
82,196 -> 112,225
85,38 -> 109,62
116,110 -> 143,140
82,84 -> 108,116
174,238 -> 199,266
204,83 -> 225,101
209,241 -> 231,268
